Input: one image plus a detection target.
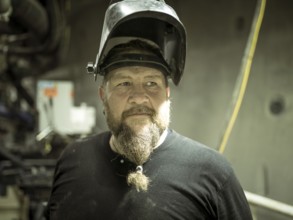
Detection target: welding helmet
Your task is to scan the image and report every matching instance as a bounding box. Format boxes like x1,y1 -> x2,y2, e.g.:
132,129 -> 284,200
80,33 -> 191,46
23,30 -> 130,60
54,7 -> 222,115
86,0 -> 186,86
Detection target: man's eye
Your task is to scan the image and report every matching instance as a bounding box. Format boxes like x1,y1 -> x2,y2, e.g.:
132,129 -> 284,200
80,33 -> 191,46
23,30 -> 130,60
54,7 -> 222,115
146,81 -> 157,87
118,82 -> 131,87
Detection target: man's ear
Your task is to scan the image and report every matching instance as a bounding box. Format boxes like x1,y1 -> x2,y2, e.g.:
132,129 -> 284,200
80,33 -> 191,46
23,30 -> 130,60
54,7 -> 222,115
99,86 -> 105,103
166,87 -> 170,98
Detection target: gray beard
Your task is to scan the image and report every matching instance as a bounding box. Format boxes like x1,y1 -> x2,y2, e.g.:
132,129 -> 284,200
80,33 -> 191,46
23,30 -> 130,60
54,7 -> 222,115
114,122 -> 160,165
105,103 -> 168,165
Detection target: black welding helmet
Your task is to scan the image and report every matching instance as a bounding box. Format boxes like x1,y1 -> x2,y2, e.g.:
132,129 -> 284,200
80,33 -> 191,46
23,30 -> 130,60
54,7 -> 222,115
86,0 -> 186,86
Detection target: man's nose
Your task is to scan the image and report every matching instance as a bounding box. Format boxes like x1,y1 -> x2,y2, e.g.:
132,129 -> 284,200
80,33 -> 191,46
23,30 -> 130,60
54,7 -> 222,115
128,84 -> 149,104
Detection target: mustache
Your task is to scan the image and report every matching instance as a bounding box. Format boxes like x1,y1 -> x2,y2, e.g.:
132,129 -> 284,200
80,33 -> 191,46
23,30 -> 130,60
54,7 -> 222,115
122,105 -> 155,120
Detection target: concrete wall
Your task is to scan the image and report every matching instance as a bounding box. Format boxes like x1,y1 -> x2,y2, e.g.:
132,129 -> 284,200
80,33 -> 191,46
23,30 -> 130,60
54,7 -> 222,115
172,1 -> 293,219
45,0 -> 293,219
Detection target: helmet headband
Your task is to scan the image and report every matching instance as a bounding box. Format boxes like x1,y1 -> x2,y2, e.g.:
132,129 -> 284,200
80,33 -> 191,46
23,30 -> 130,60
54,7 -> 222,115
100,50 -> 171,76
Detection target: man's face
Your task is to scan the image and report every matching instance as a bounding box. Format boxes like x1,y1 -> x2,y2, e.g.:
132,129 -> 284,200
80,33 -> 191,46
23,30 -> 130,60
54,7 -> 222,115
100,66 -> 170,135
99,66 -> 170,164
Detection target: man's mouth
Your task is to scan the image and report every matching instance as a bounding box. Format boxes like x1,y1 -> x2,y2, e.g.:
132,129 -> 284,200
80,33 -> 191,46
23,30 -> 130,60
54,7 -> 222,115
122,106 -> 155,120
126,113 -> 150,117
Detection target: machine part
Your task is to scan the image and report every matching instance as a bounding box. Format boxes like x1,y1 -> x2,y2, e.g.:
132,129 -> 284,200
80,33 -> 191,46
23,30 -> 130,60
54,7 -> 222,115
5,69 -> 35,108
0,0 -> 12,22
87,0 -> 186,86
36,127 -> 53,142
0,0 -> 11,13
10,0 -> 49,40
0,0 -> 64,55
0,145 -> 27,168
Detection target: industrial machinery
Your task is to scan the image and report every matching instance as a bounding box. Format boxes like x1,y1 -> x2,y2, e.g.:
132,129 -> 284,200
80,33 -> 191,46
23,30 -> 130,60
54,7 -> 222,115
0,0 -> 71,219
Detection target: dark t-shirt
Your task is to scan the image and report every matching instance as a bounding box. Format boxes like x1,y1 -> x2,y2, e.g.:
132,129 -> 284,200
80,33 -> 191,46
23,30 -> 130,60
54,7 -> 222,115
47,130 -> 252,220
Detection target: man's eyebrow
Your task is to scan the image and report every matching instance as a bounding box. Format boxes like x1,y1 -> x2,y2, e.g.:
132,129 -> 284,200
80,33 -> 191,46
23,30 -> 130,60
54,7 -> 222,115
110,73 -> 131,80
144,74 -> 164,79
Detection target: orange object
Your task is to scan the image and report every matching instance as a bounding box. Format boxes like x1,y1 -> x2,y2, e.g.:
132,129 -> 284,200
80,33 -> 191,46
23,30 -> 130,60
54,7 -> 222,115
44,86 -> 58,97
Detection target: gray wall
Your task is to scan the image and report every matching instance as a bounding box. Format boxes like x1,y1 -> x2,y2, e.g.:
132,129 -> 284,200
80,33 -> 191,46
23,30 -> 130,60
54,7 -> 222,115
44,1 -> 293,219
173,1 -> 293,219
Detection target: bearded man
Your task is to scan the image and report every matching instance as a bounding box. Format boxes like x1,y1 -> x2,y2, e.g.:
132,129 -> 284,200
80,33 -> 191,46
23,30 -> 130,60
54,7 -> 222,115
46,0 -> 252,219
100,40 -> 172,192
46,39 -> 252,220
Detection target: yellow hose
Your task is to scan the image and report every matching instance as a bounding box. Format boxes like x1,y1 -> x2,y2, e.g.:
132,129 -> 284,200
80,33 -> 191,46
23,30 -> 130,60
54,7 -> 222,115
218,0 -> 266,154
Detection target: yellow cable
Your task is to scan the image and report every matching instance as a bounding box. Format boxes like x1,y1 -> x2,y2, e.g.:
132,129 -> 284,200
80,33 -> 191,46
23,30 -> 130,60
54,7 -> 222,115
219,0 -> 266,153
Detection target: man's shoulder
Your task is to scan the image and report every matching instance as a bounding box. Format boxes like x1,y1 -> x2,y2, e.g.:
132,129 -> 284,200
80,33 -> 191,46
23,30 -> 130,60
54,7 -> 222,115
166,129 -> 233,176
59,131 -> 111,159
75,131 -> 111,145
166,129 -> 218,154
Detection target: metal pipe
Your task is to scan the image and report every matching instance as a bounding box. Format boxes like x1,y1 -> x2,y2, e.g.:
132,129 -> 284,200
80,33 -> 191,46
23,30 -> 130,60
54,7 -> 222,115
245,191 -> 293,217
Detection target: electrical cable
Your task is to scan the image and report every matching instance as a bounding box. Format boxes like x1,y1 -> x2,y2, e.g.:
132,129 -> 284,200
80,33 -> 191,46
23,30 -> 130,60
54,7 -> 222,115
218,0 -> 266,154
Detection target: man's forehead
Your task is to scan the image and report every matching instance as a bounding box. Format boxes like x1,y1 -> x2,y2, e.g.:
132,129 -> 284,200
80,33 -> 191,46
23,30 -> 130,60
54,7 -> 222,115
108,66 -> 165,79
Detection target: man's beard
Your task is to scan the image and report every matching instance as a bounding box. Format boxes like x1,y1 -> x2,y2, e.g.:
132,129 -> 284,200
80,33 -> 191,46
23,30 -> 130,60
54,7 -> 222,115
105,101 -> 170,165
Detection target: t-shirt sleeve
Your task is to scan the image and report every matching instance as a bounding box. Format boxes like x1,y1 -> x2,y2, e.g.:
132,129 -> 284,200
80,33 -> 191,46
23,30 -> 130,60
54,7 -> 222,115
216,171 -> 253,220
